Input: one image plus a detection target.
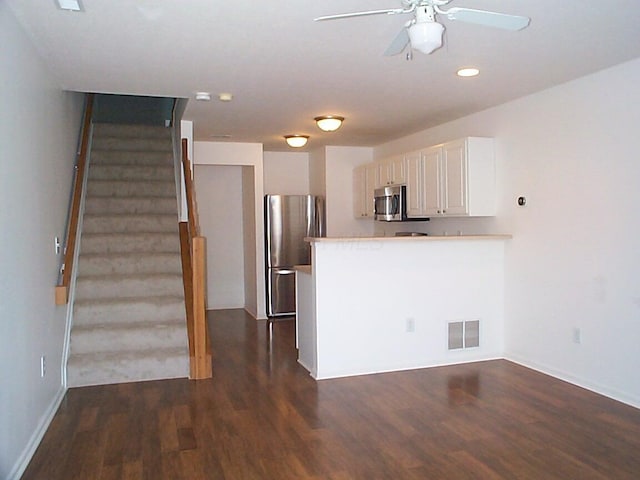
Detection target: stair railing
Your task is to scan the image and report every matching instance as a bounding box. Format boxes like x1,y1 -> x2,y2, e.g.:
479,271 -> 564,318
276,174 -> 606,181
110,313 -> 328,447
179,138 -> 212,379
55,94 -> 94,305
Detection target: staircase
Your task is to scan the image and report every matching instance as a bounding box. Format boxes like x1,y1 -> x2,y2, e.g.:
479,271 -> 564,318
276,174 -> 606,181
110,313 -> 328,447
66,123 -> 189,387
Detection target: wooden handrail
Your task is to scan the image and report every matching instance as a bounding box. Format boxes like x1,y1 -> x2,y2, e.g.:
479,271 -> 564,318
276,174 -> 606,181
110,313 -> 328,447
56,94 -> 95,305
179,139 -> 212,379
181,138 -> 199,236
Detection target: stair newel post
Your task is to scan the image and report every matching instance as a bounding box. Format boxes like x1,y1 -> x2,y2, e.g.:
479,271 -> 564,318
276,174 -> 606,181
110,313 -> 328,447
180,138 -> 212,379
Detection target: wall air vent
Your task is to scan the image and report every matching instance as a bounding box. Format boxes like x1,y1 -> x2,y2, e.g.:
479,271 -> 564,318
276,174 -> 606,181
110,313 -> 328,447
448,320 -> 480,350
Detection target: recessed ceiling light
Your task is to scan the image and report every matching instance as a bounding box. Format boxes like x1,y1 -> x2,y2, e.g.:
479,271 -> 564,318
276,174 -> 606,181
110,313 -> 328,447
195,92 -> 211,101
457,68 -> 480,78
56,0 -> 82,11
218,93 -> 233,102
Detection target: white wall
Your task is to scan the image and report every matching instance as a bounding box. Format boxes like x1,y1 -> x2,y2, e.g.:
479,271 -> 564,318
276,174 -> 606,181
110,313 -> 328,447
193,141 -> 267,319
324,146 -> 375,237
194,165 -> 245,309
0,5 -> 84,478
308,147 -> 327,197
374,57 -> 640,407
263,151 -> 310,194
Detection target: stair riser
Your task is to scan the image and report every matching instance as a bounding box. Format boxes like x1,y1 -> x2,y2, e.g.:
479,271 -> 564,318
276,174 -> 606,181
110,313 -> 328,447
84,197 -> 177,215
78,253 -> 183,276
66,349 -> 189,388
75,275 -> 184,300
92,124 -> 172,139
73,298 -> 186,326
89,165 -> 174,182
82,215 -> 179,234
70,324 -> 187,355
87,180 -> 176,198
91,137 -> 172,152
91,150 -> 173,166
80,233 -> 180,254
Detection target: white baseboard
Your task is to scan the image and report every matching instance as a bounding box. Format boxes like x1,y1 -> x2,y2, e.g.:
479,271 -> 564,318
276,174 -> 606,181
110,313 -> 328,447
505,353 -> 640,410
7,385 -> 67,480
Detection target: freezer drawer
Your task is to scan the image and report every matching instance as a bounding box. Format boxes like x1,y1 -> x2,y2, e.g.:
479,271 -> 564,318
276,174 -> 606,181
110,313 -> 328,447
267,268 -> 297,317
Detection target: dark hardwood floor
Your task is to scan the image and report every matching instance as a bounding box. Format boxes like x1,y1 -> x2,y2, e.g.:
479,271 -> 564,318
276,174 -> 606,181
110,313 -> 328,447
22,309 -> 640,479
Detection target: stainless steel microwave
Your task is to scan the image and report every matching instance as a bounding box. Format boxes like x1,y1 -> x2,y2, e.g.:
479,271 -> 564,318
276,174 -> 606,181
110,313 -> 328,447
374,184 -> 406,221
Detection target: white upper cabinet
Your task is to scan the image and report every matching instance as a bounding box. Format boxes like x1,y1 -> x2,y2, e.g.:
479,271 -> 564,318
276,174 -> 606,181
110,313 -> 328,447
405,137 -> 495,218
354,137 -> 495,220
353,163 -> 379,219
377,155 -> 406,187
405,150 -> 426,217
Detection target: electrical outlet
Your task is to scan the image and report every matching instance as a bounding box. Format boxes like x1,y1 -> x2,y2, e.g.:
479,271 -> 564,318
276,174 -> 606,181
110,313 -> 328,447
40,355 -> 46,378
406,318 -> 415,333
572,328 -> 581,344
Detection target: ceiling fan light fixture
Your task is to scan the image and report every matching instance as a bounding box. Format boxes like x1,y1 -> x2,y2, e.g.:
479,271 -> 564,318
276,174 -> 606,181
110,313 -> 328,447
284,135 -> 309,148
314,115 -> 344,132
408,21 -> 444,55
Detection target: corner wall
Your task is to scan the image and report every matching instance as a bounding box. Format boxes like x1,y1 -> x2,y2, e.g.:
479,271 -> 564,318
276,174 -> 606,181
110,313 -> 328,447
0,4 -> 84,478
374,57 -> 640,407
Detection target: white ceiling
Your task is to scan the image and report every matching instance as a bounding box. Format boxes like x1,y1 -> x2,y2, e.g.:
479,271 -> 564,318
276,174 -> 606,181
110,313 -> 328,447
7,0 -> 640,151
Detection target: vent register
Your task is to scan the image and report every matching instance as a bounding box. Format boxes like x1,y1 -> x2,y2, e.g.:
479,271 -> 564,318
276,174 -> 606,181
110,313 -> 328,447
448,320 -> 480,350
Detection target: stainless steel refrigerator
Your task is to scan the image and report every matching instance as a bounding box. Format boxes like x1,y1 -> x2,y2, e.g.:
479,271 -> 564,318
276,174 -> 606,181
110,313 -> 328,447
265,195 -> 325,317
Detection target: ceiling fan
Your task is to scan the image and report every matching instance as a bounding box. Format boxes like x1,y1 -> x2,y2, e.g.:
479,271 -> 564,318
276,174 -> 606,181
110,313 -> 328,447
314,0 -> 531,56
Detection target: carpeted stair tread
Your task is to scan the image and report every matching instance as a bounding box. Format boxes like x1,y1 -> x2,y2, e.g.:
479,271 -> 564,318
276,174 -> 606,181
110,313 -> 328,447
87,179 -> 176,198
82,214 -> 179,234
79,232 -> 180,254
92,123 -> 173,139
84,196 -> 177,215
89,164 -> 174,181
70,320 -> 188,355
91,137 -> 173,152
75,272 -> 184,300
66,347 -> 189,387
90,150 -> 173,166
73,295 -> 186,326
78,252 -> 182,276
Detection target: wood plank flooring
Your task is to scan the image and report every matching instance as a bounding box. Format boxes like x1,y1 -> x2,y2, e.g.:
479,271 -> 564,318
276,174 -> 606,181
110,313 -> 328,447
22,309 -> 640,479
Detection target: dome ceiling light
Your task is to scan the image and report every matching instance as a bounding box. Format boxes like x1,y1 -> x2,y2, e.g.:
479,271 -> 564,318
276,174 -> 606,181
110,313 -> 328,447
314,115 -> 345,132
284,135 -> 309,148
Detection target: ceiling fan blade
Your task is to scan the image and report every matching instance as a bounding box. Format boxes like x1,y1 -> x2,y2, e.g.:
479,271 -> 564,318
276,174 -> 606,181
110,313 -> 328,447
314,8 -> 407,22
384,28 -> 410,56
443,7 -> 530,31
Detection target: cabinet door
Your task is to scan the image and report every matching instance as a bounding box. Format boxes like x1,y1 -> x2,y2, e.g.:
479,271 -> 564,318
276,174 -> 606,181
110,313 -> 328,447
405,151 -> 423,217
364,163 -> 378,217
352,165 -> 367,219
442,139 -> 468,215
377,160 -> 391,187
422,146 -> 442,216
389,155 -> 406,185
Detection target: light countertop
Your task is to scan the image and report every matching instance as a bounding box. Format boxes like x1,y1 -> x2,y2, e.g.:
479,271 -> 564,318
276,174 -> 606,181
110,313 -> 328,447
305,234 -> 512,243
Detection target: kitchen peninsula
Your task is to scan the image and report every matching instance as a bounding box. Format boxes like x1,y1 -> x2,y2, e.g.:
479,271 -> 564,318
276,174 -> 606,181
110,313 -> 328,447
295,234 -> 511,380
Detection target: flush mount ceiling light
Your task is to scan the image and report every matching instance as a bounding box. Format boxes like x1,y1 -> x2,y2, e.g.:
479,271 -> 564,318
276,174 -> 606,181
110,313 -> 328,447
56,0 -> 82,11
457,67 -> 480,77
284,135 -> 309,148
195,92 -> 211,101
218,93 -> 233,102
314,116 -> 344,132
